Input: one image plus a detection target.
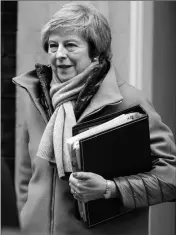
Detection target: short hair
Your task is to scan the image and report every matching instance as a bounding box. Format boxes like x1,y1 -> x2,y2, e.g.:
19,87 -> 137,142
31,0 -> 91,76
41,2 -> 112,61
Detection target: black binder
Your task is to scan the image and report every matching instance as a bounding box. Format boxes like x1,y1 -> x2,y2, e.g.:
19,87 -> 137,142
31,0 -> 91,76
72,105 -> 152,227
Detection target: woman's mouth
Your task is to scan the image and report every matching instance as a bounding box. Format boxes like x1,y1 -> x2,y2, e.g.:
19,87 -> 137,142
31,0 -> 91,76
57,65 -> 72,69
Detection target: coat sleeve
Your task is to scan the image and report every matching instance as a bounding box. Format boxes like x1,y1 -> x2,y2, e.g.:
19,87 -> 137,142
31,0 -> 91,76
114,98 -> 176,209
15,114 -> 32,213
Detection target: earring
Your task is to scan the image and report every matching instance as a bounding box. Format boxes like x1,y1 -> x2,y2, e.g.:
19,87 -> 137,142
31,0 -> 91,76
93,57 -> 98,62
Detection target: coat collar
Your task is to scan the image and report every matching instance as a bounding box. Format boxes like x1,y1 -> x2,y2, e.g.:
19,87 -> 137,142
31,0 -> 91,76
13,70 -> 49,124
13,64 -> 124,124
78,64 -> 124,122
13,70 -> 40,98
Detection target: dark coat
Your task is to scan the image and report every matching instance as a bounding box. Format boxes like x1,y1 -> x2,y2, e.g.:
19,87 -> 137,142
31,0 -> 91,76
13,64 -> 176,235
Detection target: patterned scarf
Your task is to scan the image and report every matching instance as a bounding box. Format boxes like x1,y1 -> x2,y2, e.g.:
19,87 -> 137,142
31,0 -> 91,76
37,61 -> 101,178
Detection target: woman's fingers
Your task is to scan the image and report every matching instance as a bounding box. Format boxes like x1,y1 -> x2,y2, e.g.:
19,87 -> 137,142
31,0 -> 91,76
69,172 -> 106,202
70,182 -> 85,201
72,172 -> 90,180
69,173 -> 88,201
69,182 -> 77,193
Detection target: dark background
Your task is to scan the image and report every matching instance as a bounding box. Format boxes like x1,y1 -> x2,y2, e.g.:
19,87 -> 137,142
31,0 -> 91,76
1,1 -> 17,180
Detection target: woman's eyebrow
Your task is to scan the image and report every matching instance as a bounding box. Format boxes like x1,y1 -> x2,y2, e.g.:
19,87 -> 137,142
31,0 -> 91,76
48,40 -> 57,44
64,39 -> 80,43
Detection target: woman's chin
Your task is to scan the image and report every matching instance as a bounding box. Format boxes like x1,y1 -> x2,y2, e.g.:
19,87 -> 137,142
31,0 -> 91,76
56,72 -> 76,82
58,76 -> 74,82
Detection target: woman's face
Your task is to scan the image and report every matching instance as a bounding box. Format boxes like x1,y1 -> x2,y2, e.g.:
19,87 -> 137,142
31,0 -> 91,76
48,29 -> 92,82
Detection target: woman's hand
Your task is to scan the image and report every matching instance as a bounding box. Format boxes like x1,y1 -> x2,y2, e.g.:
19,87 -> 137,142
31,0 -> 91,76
69,172 -> 106,202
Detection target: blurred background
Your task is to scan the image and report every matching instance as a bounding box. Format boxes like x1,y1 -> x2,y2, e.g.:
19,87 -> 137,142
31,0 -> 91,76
1,1 -> 176,234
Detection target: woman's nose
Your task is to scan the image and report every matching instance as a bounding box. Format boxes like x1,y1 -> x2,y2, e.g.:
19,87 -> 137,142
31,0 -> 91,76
55,46 -> 67,60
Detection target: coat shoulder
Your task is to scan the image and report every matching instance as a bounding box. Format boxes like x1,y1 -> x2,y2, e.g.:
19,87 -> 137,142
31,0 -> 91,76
118,82 -> 159,119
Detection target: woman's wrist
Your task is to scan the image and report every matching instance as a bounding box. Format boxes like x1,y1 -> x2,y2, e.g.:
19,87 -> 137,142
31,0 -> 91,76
103,180 -> 119,199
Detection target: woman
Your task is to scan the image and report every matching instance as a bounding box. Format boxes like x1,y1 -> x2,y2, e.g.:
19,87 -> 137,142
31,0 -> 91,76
13,2 -> 176,235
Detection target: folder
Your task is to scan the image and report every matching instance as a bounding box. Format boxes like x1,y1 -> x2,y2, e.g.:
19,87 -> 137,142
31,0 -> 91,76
67,105 -> 152,227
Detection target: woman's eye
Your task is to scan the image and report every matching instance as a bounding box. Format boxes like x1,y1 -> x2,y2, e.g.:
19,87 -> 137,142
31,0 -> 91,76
48,44 -> 58,53
66,43 -> 77,51
67,43 -> 76,47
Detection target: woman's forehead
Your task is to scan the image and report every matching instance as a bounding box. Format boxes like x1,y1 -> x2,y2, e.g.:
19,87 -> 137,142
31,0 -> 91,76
49,28 -> 84,41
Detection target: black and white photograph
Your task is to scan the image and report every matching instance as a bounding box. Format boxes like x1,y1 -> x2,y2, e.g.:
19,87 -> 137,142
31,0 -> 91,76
1,1 -> 176,235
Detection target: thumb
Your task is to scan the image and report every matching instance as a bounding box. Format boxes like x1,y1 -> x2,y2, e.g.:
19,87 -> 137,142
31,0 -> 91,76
73,171 -> 90,180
